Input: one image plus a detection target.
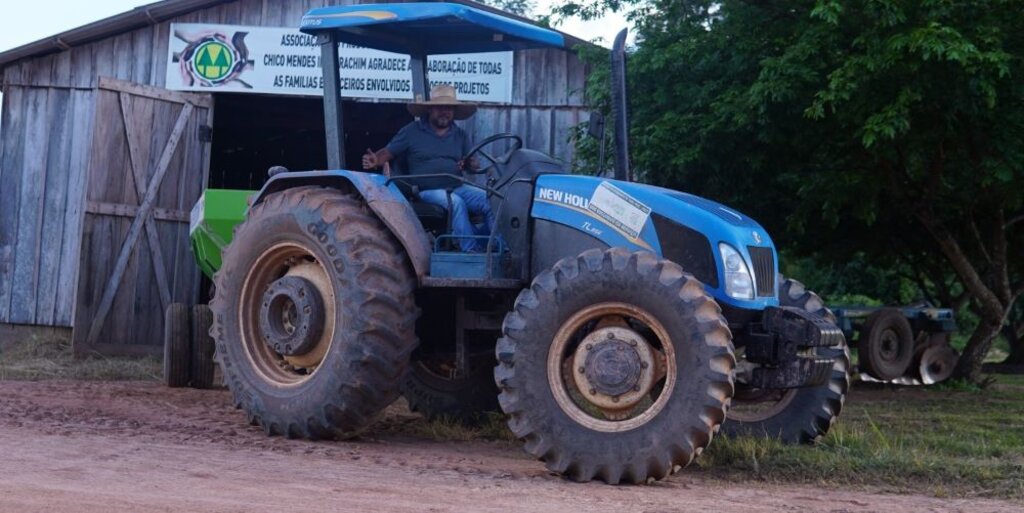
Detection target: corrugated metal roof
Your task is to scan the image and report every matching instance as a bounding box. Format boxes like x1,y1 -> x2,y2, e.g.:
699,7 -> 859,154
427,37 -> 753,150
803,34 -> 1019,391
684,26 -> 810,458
0,0 -> 588,79
0,0 -> 233,70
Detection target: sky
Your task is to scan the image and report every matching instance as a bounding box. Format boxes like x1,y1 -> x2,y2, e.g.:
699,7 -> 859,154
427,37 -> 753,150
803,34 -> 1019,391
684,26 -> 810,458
0,0 -> 630,54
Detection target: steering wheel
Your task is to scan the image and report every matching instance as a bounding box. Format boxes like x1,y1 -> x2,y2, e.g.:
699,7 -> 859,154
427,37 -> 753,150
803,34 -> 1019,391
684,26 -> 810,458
462,133 -> 523,174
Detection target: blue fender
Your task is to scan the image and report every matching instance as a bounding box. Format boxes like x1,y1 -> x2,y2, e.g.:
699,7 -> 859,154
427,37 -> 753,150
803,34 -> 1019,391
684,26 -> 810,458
253,170 -> 432,279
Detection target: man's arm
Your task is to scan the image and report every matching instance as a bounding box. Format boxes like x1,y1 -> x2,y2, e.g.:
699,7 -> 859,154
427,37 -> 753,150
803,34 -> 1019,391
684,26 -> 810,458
364,123 -> 411,174
362,147 -> 395,171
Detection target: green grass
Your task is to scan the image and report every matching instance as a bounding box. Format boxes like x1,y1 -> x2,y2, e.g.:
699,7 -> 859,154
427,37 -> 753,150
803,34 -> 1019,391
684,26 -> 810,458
698,376 -> 1024,499
0,337 -> 161,381
381,411 -> 518,443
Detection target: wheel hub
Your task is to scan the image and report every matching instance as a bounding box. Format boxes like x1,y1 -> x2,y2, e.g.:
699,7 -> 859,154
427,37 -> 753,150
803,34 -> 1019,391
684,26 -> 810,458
258,275 -> 325,356
573,326 -> 656,412
879,329 -> 900,360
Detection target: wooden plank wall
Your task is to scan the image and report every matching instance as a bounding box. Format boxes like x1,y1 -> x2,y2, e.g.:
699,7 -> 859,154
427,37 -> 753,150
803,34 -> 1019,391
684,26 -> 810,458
0,0 -> 590,330
0,85 -> 94,327
72,85 -> 211,355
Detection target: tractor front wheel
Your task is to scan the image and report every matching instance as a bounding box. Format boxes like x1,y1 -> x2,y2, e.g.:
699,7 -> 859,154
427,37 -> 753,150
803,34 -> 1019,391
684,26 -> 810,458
211,186 -> 418,438
495,248 -> 734,484
722,278 -> 850,443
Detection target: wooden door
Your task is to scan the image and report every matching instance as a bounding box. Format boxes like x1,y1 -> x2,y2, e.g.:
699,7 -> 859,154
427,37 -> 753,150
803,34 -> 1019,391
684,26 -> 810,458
73,77 -> 213,356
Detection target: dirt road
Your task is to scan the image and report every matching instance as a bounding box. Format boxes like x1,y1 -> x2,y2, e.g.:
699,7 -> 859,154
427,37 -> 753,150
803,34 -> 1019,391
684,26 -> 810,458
0,381 -> 1015,513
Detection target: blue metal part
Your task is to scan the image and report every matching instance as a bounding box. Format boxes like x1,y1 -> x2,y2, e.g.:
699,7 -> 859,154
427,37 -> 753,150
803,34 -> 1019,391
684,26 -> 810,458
299,3 -> 566,55
253,170 -> 434,280
832,305 -> 957,341
430,236 -> 509,279
530,175 -> 779,310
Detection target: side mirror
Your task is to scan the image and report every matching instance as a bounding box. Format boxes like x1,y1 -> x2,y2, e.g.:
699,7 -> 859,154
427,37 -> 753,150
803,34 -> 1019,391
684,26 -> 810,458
587,111 -> 606,140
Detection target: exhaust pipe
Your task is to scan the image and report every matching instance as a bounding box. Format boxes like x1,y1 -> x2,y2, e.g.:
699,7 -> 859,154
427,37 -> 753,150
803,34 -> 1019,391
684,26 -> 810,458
610,28 -> 630,182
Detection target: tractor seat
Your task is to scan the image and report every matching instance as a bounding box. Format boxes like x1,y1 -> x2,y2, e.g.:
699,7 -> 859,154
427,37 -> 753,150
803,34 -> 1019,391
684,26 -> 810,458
386,160 -> 456,234
410,200 -> 448,233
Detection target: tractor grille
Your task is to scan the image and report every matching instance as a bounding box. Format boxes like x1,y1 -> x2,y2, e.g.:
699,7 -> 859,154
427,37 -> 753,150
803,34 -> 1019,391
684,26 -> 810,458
747,246 -> 775,297
651,214 -> 718,288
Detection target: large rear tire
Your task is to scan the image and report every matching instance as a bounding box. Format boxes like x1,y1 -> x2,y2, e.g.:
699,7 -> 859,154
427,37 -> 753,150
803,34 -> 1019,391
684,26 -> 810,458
211,186 -> 418,439
722,278 -> 850,443
496,248 -> 734,484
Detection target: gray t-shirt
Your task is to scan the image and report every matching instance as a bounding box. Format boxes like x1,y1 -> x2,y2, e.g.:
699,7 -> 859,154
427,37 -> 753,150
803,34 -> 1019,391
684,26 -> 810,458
386,119 -> 471,190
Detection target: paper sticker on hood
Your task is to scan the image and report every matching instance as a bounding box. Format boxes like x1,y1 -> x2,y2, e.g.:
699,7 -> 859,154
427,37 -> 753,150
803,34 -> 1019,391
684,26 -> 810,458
587,182 -> 652,239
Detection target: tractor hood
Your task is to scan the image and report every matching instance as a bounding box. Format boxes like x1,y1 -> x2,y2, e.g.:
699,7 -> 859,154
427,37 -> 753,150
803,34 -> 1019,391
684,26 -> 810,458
531,175 -> 779,308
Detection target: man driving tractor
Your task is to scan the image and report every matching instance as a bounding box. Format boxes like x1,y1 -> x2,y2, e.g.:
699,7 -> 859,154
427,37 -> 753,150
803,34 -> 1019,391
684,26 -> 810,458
361,84 -> 494,252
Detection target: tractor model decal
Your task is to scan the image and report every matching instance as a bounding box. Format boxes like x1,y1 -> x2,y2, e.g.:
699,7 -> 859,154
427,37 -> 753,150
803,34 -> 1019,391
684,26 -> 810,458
535,184 -> 653,251
173,30 -> 255,88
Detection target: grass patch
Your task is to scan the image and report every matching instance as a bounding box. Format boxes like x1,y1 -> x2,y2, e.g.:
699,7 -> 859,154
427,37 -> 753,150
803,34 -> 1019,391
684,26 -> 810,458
400,412 -> 517,443
699,376 -> 1024,499
0,337 -> 161,381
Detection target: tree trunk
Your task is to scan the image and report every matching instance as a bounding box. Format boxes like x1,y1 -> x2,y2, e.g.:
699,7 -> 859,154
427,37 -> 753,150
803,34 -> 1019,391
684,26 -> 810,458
1002,324 -> 1024,365
953,319 -> 1003,382
912,209 -> 1011,383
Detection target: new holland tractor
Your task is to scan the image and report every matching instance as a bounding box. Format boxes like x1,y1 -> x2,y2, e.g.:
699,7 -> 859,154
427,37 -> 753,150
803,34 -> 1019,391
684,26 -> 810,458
188,3 -> 849,484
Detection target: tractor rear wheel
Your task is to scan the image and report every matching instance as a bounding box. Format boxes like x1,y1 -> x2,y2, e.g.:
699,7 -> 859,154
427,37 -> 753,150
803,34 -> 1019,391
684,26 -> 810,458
211,186 -> 418,439
722,278 -> 850,443
495,248 -> 734,484
858,308 -> 915,380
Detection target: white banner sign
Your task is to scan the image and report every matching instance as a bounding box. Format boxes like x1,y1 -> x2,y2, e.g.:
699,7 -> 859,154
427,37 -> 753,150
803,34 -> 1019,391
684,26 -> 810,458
165,24 -> 514,103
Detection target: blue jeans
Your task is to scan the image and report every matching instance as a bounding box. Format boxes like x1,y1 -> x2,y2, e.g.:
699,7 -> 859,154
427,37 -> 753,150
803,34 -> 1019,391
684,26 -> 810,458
419,185 -> 495,252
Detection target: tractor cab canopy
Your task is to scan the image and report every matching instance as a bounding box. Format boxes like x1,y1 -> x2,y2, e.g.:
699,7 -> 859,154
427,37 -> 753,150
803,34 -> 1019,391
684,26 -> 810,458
300,3 -> 568,169
299,3 -> 567,55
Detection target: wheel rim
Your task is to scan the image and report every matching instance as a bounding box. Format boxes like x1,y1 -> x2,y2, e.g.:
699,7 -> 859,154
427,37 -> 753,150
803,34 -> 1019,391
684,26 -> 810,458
238,242 -> 337,387
547,302 -> 676,433
729,346 -> 798,422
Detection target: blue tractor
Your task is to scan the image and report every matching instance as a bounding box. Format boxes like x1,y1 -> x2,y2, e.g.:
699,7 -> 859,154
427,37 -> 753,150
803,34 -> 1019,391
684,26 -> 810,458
196,3 -> 849,484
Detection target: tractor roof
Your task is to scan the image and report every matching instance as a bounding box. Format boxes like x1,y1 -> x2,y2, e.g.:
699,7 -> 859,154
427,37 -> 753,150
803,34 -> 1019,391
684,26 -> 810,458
299,3 -> 567,55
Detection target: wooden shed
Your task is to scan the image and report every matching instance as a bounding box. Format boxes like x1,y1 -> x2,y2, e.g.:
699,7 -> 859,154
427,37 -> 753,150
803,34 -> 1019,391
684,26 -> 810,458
0,0 -> 591,356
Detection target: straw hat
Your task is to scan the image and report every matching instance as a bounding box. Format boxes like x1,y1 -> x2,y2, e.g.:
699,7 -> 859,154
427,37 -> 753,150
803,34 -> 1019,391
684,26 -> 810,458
407,84 -> 478,120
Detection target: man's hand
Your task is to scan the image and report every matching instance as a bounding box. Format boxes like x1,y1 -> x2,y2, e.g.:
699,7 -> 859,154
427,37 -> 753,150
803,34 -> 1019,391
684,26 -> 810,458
362,148 -> 379,170
458,156 -> 480,172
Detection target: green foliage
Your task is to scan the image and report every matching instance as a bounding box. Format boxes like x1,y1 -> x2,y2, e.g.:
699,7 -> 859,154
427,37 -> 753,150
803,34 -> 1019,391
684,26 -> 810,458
561,0 -> 1024,372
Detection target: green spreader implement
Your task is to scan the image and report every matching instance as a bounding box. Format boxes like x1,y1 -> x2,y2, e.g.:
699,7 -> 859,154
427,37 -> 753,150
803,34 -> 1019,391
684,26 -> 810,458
187,3 -> 850,484
190,189 -> 252,279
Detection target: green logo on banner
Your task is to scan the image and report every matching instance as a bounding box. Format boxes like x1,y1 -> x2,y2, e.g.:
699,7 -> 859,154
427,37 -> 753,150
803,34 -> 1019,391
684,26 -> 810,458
193,41 -> 234,82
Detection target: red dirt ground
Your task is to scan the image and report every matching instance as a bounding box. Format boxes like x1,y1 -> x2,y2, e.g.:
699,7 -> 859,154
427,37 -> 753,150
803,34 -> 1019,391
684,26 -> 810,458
0,380 -> 1017,512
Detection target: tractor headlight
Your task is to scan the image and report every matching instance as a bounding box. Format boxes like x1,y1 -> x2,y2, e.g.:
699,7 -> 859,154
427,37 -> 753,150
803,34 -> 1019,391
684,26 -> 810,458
718,243 -> 754,300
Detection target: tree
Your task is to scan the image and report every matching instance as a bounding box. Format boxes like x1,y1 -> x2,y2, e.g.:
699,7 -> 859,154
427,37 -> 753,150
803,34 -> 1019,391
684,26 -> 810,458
557,0 -> 1024,382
